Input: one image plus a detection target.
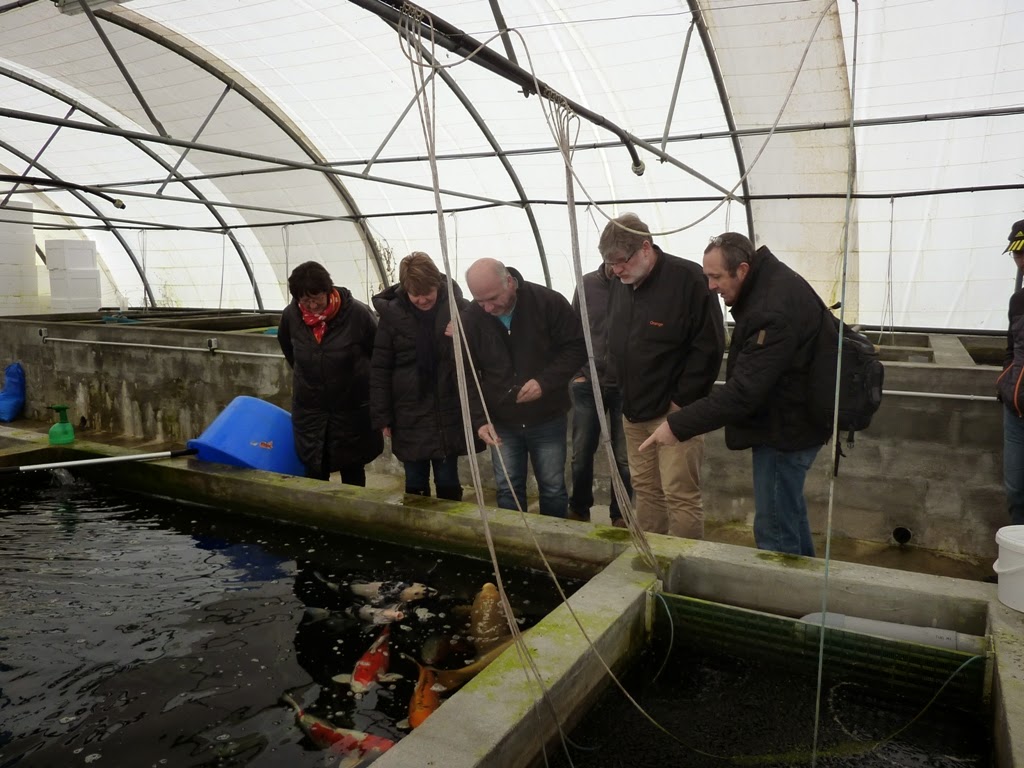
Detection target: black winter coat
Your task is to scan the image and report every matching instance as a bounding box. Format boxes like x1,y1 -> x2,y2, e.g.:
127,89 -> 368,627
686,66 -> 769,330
462,267 -> 587,428
369,280 -> 484,462
998,288 -> 1024,416
667,246 -> 832,451
278,287 -> 384,473
607,246 -> 725,422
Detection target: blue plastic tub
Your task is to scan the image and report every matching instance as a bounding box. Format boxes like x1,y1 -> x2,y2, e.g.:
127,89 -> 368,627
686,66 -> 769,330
187,396 -> 306,477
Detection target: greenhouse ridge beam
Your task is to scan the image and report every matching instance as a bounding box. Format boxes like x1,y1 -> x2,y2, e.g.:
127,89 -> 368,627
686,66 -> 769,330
0,64 -> 265,311
349,0 -> 734,198
392,24 -> 551,288
346,0 -> 647,174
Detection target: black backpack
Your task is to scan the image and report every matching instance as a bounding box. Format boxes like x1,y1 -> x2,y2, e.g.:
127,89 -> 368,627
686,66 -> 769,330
807,302 -> 885,473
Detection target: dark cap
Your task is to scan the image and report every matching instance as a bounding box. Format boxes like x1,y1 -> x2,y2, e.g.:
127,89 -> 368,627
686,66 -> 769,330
1006,219 -> 1024,254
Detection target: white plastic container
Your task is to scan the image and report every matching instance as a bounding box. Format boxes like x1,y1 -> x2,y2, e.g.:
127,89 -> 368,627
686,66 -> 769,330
993,525 -> 1024,612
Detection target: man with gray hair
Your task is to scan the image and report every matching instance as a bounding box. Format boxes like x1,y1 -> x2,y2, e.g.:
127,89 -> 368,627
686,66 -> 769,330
602,213 -> 725,539
462,257 -> 587,518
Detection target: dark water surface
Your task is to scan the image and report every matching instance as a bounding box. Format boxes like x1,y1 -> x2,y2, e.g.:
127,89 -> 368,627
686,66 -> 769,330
0,474 -> 579,767
547,630 -> 990,768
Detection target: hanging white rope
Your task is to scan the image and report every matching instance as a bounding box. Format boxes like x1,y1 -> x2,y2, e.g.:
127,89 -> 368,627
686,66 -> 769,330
811,1 -> 861,765
218,229 -> 226,311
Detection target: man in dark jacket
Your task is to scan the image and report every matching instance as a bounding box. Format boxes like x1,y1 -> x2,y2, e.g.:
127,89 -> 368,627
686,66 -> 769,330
999,218 -> 1024,526
603,214 -> 725,540
640,232 -> 832,556
463,257 -> 587,517
569,263 -> 633,527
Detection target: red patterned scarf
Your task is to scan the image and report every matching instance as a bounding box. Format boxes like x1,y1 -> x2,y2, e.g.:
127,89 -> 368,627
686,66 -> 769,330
299,288 -> 341,343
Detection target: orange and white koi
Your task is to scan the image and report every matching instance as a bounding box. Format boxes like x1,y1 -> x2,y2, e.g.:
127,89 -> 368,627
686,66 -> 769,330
333,626 -> 391,694
280,693 -> 395,754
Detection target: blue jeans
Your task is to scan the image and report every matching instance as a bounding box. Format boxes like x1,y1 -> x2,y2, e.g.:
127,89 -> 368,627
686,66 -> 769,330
491,415 -> 569,518
1004,408 -> 1024,525
570,381 -> 632,520
404,456 -> 461,498
751,444 -> 821,556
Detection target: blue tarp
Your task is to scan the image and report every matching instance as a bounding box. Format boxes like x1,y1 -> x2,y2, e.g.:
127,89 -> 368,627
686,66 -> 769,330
0,362 -> 26,422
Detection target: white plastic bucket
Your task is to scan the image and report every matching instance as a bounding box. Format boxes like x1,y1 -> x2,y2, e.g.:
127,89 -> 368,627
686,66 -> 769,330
993,525 -> 1024,612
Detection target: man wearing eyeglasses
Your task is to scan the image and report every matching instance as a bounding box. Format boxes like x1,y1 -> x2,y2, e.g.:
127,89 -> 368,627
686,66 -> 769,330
602,213 -> 725,539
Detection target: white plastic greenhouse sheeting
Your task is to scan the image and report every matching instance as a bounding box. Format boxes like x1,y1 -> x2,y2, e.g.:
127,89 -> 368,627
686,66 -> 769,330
0,0 -> 1020,328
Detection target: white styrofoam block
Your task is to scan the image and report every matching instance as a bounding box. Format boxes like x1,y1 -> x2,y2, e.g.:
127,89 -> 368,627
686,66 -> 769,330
45,239 -> 97,271
49,297 -> 100,313
0,265 -> 39,297
49,267 -> 101,304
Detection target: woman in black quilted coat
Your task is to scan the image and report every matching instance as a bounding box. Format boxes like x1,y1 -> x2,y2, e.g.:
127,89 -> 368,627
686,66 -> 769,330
278,261 -> 383,484
370,252 -> 484,500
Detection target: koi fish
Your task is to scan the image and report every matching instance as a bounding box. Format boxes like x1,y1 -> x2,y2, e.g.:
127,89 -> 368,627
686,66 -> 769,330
430,635 -> 515,692
350,580 -> 435,604
469,582 -> 510,654
280,693 -> 395,754
333,626 -> 391,694
408,660 -> 441,729
350,603 -> 405,625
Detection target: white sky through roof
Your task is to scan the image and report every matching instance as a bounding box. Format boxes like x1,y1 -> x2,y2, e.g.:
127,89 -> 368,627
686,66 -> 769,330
0,0 -> 1020,328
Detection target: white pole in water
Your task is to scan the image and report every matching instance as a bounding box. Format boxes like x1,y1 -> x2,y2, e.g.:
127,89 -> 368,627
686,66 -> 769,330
0,448 -> 197,475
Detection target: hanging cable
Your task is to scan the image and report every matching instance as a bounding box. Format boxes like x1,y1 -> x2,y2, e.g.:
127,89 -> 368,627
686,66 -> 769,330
882,197 -> 896,342
811,1 -> 860,765
218,229 -> 227,311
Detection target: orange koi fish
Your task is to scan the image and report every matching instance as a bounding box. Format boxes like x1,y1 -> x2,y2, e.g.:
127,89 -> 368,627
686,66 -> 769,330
408,661 -> 441,729
280,693 -> 395,754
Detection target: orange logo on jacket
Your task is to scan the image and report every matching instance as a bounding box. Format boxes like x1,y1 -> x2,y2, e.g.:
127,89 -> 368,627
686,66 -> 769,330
649,320 -> 664,327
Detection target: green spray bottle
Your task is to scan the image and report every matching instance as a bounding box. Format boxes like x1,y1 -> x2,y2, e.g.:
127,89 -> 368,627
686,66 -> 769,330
48,404 -> 75,446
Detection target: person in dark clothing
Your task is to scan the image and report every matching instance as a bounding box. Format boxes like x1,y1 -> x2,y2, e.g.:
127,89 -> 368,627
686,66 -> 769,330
603,213 -> 725,539
278,261 -> 383,485
640,232 -> 831,556
370,252 -> 490,500
998,219 -> 1024,526
569,263 -> 633,526
463,258 -> 587,518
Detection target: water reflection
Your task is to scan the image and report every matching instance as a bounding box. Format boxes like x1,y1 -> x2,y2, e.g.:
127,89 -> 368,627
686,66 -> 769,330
0,478 -> 577,767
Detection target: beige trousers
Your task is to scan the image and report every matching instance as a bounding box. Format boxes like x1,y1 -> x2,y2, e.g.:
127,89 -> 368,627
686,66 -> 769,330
623,414 -> 705,539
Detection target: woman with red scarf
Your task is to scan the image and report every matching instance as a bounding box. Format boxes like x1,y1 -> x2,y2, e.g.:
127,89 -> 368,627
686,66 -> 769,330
278,261 -> 383,484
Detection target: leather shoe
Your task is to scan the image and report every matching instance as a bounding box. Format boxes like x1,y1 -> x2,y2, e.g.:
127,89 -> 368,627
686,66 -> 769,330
611,518 -> 627,529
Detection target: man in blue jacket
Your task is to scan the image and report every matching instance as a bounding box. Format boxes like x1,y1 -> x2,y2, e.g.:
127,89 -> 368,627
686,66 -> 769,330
463,258 -> 587,517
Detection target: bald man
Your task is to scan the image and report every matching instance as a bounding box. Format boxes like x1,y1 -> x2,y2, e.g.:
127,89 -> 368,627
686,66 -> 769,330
462,258 -> 586,517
